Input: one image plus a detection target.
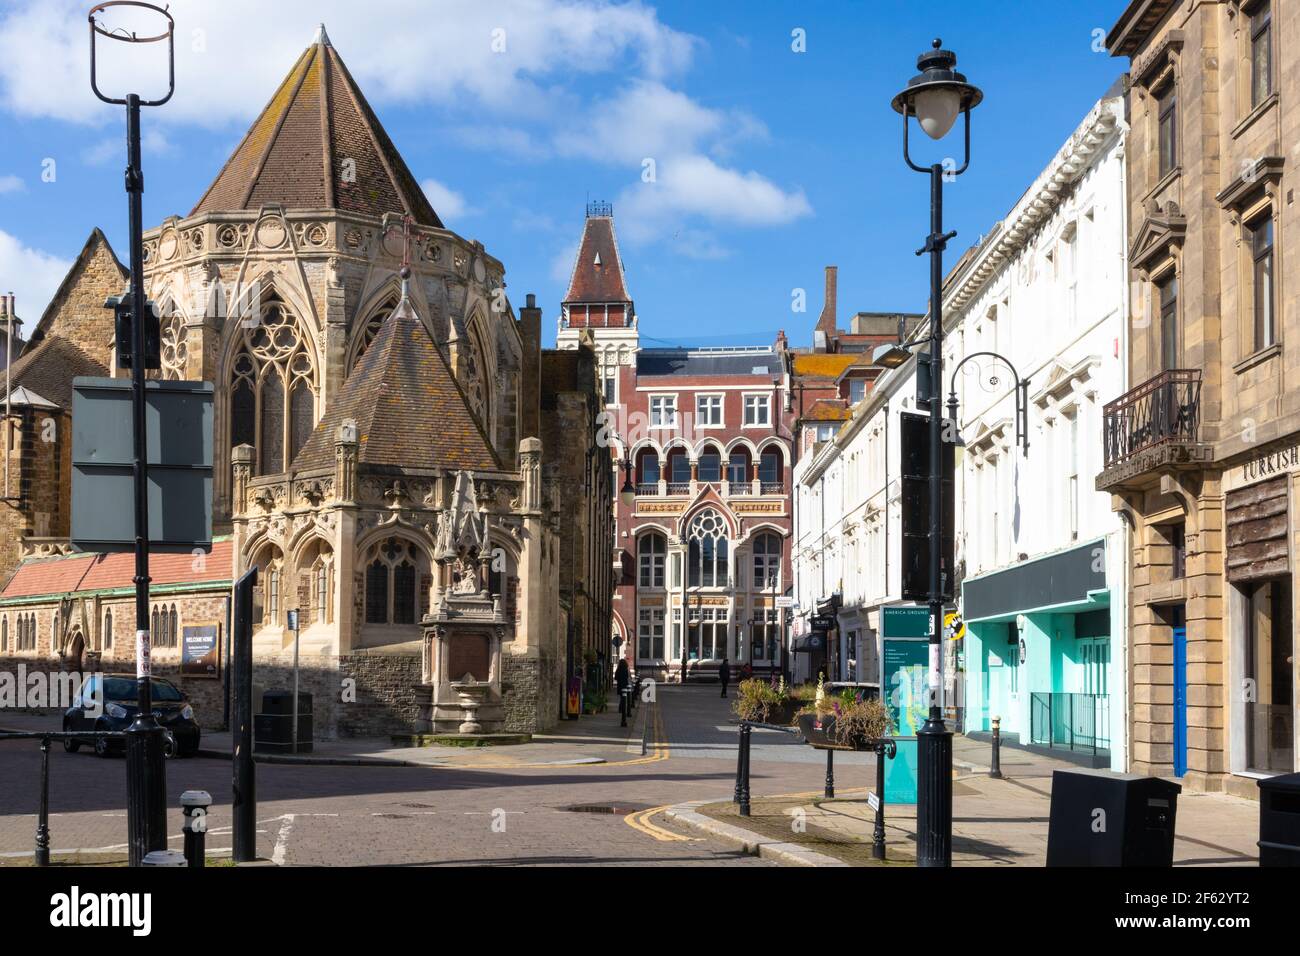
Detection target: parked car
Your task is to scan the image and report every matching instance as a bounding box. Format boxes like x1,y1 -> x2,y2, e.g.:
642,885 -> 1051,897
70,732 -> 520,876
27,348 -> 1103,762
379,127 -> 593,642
62,674 -> 200,757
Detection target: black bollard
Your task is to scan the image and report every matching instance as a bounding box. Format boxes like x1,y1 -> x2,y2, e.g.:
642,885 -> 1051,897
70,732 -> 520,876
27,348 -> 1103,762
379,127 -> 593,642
35,737 -> 51,867
641,697 -> 651,755
824,747 -> 835,799
733,721 -> 746,803
739,724 -> 752,817
181,790 -> 211,868
872,740 -> 897,861
989,716 -> 1003,779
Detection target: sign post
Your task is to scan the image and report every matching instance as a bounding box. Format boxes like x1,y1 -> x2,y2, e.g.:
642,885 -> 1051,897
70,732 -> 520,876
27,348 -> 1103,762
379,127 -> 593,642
881,606 -> 931,805
287,609 -> 301,754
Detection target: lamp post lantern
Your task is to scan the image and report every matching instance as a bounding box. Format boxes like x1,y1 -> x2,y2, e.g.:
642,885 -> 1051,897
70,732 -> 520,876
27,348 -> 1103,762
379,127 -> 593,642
889,38 -> 981,868
88,1 -> 175,867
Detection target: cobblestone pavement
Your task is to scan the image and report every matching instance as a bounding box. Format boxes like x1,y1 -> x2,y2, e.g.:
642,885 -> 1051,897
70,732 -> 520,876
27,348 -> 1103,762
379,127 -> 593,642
0,686 -> 859,866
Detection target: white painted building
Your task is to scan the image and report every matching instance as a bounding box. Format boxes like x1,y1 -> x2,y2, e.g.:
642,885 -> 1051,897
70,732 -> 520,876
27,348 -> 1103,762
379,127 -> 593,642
791,358 -> 925,688
943,89 -> 1131,770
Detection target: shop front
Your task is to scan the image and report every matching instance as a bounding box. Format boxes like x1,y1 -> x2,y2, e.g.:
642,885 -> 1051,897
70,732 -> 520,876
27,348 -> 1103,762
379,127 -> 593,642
1223,447 -> 1299,793
961,538 -> 1125,770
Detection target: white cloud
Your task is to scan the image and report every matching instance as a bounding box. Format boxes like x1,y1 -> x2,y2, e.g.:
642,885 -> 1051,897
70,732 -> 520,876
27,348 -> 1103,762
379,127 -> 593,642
0,229 -> 72,326
550,240 -> 579,284
82,128 -> 172,166
0,0 -> 696,128
420,178 -> 473,222
615,154 -> 812,248
0,175 -> 23,194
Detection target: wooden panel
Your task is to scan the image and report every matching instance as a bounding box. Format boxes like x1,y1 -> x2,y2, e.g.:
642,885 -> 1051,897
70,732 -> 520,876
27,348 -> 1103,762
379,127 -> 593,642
1226,476 -> 1290,583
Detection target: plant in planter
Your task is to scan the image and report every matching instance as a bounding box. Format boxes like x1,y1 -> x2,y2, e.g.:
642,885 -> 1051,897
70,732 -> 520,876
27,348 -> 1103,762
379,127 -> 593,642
732,677 -> 778,723
797,688 -> 890,750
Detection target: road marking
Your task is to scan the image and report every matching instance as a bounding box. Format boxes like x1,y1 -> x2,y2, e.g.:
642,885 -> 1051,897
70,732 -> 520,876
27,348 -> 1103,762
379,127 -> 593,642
624,804 -> 697,842
271,815 -> 295,866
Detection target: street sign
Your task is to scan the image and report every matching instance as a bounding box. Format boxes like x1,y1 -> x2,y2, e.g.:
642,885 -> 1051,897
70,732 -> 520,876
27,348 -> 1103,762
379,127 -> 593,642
775,596 -> 794,609
287,609 -> 299,632
70,377 -> 213,552
868,791 -> 880,811
882,605 -> 931,638
810,614 -> 836,630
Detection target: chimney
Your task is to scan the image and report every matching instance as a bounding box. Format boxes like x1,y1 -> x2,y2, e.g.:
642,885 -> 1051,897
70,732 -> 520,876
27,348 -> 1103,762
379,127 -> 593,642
815,266 -> 837,344
517,292 -> 542,442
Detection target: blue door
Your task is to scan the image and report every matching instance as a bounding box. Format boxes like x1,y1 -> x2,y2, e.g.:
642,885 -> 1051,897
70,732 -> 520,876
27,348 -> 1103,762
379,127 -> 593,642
1173,626 -> 1187,777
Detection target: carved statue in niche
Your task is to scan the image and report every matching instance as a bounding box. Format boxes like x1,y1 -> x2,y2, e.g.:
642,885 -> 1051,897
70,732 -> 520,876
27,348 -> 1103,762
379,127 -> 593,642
451,552 -> 481,594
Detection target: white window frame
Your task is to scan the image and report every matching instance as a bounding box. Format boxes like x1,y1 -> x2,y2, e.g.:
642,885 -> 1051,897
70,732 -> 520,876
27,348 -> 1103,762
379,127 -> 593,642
743,392 -> 771,428
696,392 -> 724,428
649,393 -> 677,429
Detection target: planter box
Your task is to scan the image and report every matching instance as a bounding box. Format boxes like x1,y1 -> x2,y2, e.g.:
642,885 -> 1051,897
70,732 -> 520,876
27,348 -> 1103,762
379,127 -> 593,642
796,712 -> 884,752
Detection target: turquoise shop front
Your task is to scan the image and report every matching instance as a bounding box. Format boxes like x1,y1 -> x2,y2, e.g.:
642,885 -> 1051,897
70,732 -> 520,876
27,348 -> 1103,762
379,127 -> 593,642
960,539 -> 1121,770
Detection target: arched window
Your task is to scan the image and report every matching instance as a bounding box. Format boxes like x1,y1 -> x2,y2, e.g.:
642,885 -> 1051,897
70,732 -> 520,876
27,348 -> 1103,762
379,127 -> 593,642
151,606 -> 160,641
752,533 -> 782,591
102,609 -> 112,651
52,612 -> 60,646
1,616 -> 7,651
697,446 -> 722,483
362,537 -> 430,627
687,509 -> 729,588
228,293 -> 317,476
462,325 -> 489,429
349,295 -> 398,371
150,305 -> 188,380
638,533 -> 666,589
759,449 -> 782,487
636,449 -> 660,487
727,448 -> 751,486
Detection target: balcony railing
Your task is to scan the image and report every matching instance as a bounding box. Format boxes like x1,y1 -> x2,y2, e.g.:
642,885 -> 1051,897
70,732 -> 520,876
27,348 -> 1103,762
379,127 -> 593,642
1102,369 -> 1202,469
667,482 -> 691,495
1030,692 -> 1110,756
760,481 -> 783,495
637,483 -> 661,497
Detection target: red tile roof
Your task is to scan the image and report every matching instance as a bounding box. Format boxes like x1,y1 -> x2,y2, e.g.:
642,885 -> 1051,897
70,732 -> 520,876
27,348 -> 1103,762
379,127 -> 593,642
804,399 -> 851,422
1,540 -> 234,600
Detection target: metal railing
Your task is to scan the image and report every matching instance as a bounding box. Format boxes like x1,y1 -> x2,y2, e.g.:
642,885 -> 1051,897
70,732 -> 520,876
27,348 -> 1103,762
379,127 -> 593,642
0,730 -> 127,865
636,483 -> 661,497
666,482 -> 691,495
760,481 -> 783,495
1029,692 -> 1110,756
1102,369 -> 1202,469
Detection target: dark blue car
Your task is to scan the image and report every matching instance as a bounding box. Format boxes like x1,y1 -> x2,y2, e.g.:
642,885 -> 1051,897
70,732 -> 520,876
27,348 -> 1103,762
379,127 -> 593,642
62,674 -> 201,757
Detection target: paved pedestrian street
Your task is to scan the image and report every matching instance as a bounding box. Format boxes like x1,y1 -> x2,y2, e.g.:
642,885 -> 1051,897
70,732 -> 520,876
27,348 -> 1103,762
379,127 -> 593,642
0,686 -> 1259,867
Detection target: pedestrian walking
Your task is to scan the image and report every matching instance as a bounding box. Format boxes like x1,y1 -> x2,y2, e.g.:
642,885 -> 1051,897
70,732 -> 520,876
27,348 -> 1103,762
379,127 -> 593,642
614,658 -> 630,715
719,658 -> 731,698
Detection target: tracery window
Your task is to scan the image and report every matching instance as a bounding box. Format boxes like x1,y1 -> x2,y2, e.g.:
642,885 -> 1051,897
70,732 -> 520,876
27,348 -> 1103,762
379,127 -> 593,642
687,509 -> 729,588
462,327 -> 488,427
158,309 -> 188,380
349,295 -> 397,371
228,293 -> 317,475
363,537 -> 430,627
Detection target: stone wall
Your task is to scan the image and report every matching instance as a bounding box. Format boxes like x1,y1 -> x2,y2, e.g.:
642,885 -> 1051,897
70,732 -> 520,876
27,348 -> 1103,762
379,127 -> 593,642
500,650 -> 563,734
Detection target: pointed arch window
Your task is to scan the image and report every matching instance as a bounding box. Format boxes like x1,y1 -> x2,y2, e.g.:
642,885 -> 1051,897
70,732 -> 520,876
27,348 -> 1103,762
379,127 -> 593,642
349,295 -> 398,371
102,609 -> 113,651
228,293 -> 317,476
2,615 -> 8,652
461,324 -> 490,430
362,537 -> 430,627
687,509 -> 729,588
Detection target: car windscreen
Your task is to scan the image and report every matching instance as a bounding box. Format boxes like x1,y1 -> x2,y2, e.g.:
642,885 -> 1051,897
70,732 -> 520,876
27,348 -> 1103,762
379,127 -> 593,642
102,677 -> 184,702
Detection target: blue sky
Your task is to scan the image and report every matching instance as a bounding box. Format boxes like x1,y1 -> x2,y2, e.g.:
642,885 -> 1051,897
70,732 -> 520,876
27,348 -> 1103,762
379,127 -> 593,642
0,0 -> 1130,349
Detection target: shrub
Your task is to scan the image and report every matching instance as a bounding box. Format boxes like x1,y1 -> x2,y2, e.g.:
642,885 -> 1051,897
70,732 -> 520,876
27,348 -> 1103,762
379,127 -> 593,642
733,678 -> 778,722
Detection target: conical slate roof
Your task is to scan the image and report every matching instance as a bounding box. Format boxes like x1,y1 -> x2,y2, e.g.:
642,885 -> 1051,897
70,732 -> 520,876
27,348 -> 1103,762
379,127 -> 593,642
190,26 -> 441,226
563,212 -> 631,304
291,283 -> 499,474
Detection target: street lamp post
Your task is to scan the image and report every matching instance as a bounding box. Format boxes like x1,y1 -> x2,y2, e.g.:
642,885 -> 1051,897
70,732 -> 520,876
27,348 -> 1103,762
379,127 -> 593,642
890,38 -> 982,868
87,1 -> 176,868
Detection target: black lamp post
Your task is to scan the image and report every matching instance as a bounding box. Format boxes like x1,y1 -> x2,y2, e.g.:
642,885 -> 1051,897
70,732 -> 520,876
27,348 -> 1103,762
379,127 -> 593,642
889,38 -> 981,869
88,1 -> 176,868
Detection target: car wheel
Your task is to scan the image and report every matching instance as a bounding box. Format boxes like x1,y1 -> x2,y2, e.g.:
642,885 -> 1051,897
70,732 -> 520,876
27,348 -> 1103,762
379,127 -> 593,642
63,737 -> 80,753
93,737 -> 111,758
162,733 -> 176,759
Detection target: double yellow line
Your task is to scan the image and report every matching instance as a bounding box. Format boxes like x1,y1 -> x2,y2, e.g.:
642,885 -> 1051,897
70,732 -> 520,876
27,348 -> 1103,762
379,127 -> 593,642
623,702 -> 697,842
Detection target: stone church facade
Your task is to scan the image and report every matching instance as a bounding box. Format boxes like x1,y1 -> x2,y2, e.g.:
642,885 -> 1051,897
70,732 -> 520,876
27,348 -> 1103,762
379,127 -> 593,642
0,27 -> 609,738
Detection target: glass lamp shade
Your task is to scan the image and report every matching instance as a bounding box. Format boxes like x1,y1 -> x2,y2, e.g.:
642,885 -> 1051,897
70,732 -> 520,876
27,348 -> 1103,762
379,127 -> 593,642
620,487 -> 636,508
913,86 -> 962,140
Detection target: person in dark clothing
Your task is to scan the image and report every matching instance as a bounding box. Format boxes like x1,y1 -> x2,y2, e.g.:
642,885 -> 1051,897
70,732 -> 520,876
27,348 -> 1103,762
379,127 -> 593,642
615,658 -> 630,715
719,658 -> 731,698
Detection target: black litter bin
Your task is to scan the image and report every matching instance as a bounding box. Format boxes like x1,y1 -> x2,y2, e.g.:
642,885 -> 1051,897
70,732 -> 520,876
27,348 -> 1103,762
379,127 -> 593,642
1046,768 -> 1180,866
254,689 -> 313,754
1258,772 -> 1300,866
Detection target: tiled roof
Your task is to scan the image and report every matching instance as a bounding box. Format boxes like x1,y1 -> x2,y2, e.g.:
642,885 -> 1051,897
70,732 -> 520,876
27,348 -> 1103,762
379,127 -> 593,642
8,336 -> 108,410
804,399 -> 851,422
291,289 -> 500,473
563,215 -> 630,303
190,32 -> 442,226
0,539 -> 234,601
792,353 -> 857,380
